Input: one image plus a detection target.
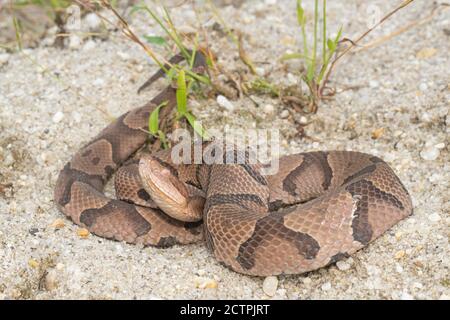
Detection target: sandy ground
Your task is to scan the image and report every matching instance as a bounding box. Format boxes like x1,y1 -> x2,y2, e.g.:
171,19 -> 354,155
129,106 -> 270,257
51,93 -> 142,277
0,0 -> 449,299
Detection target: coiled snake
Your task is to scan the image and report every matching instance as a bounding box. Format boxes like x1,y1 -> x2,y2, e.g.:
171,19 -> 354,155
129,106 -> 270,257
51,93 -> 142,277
54,53 -> 412,276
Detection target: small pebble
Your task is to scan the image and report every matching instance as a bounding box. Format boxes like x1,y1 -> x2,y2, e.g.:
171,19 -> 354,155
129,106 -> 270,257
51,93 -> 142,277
69,35 -> 82,49
196,269 -> 206,276
217,95 -> 235,112
419,83 -> 428,91
263,104 -> 275,114
195,277 -> 218,289
299,116 -> 308,124
52,111 -> 64,123
395,250 -> 406,259
0,53 -> 10,65
45,270 -> 58,291
400,291 -> 414,300
262,276 -> 278,296
336,261 -> 351,271
117,51 -> 131,61
50,218 -> 65,229
302,277 -> 311,285
321,282 -> 332,291
371,127 -> 385,139
428,213 -> 441,222
255,67 -> 265,76
77,228 -> 90,239
93,78 -> 105,87
369,80 -> 379,88
287,73 -> 297,84
72,111 -> 82,123
280,110 -> 289,118
84,12 -> 102,31
82,40 -> 96,51
420,147 -> 439,161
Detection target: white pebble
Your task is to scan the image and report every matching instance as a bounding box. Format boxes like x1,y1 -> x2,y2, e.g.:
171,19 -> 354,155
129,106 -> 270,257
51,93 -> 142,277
400,291 -> 414,300
435,142 -> 445,149
420,147 -> 440,161
0,53 -> 10,65
336,261 -> 351,271
263,104 -> 275,114
299,116 -> 308,124
117,51 -> 131,61
71,111 -> 82,123
369,80 -> 379,88
93,78 -> 105,87
262,276 -> 278,296
82,40 -> 96,51
84,13 -> 102,31
68,35 -> 82,49
280,110 -> 289,118
428,173 -> 441,183
196,269 -> 206,276
52,111 -> 64,123
428,213 -> 441,222
321,282 -> 332,291
45,270 -> 58,291
4,153 -> 14,166
302,277 -> 311,285
287,73 -> 297,84
255,67 -> 265,76
217,95 -> 235,112
419,83 -> 428,91
421,112 -> 432,122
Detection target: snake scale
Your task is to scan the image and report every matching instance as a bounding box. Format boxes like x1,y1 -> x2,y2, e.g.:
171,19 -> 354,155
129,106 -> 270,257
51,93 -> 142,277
54,53 -> 412,276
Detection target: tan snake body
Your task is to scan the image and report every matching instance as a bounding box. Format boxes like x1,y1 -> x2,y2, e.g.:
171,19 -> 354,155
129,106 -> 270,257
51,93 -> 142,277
54,55 -> 412,276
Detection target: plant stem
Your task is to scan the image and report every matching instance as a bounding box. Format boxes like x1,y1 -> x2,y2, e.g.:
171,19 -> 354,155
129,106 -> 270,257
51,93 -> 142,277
312,0 -> 318,80
320,0 -> 416,96
322,0 -> 326,66
297,0 -> 308,57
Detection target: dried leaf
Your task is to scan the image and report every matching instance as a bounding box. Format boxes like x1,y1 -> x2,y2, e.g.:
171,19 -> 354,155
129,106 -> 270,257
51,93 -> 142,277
371,127 -> 385,139
416,47 -> 437,59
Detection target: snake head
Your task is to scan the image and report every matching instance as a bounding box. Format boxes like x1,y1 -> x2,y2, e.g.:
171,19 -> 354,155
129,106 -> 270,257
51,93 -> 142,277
139,155 -> 204,222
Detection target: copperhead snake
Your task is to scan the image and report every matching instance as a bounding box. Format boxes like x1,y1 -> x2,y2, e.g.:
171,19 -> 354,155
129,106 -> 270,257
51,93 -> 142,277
54,53 -> 412,276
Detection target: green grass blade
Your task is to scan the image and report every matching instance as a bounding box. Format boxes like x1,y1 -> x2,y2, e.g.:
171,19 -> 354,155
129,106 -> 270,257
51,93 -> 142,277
184,112 -> 209,139
176,70 -> 187,115
148,101 -> 168,135
143,35 -> 166,46
157,130 -> 169,149
297,0 -> 308,57
280,52 -> 313,61
312,0 -> 319,82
